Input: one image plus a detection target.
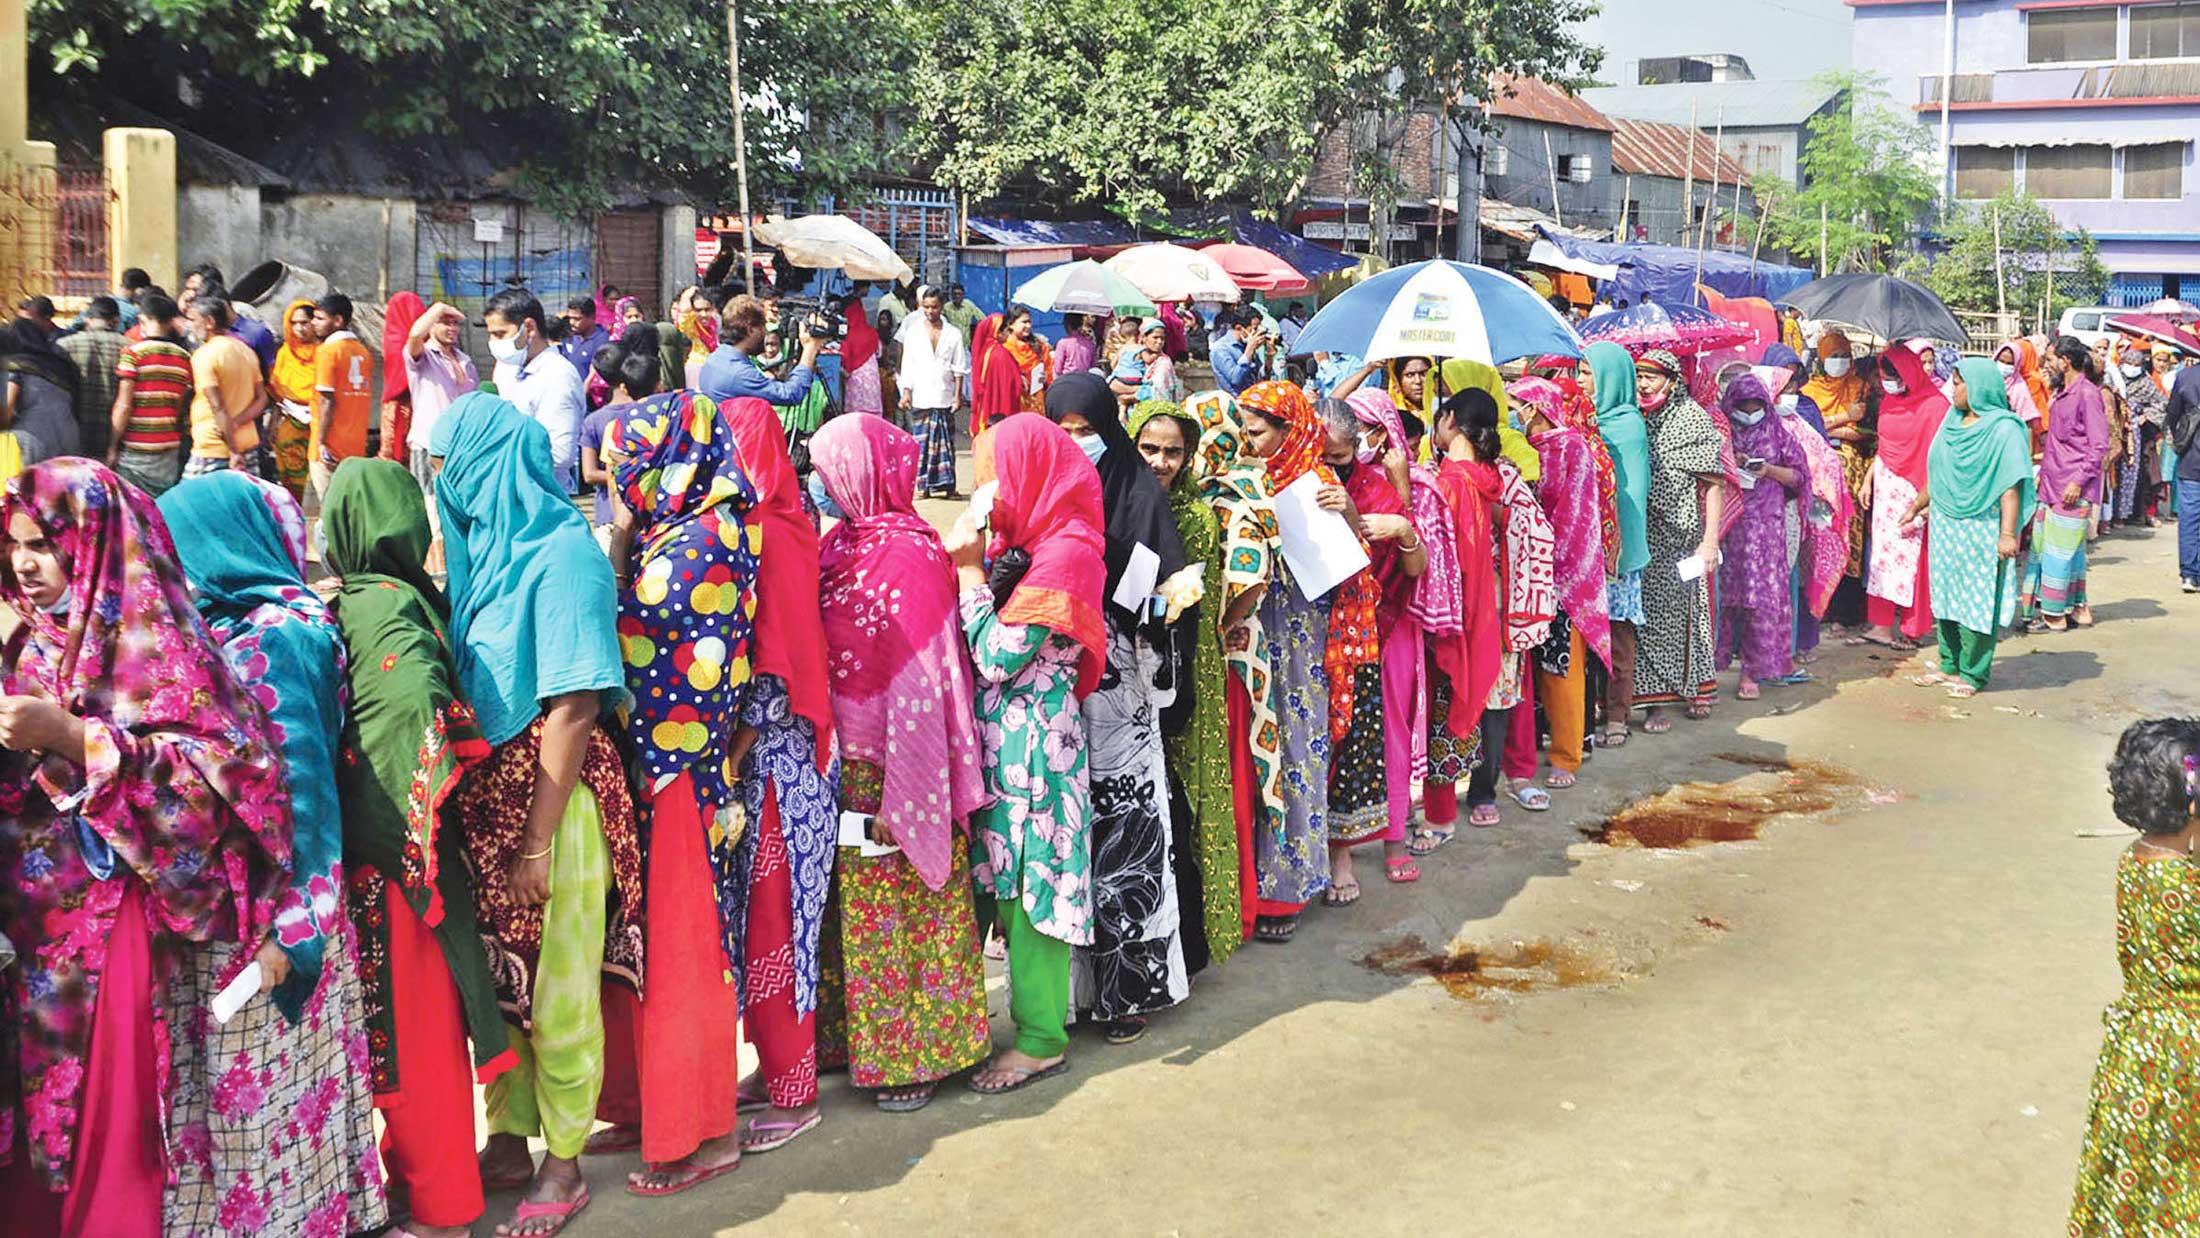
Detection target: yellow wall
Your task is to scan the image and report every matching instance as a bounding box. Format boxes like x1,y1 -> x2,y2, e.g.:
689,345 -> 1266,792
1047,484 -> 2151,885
105,128 -> 177,290
1,0 -> 60,303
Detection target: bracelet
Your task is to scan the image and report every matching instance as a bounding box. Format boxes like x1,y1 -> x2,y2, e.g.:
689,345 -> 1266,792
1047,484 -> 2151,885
1398,538 -> 1423,554
520,844 -> 553,861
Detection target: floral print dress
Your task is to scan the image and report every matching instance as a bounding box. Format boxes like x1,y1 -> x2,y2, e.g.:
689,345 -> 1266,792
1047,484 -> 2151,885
960,588 -> 1093,946
1255,559 -> 1332,909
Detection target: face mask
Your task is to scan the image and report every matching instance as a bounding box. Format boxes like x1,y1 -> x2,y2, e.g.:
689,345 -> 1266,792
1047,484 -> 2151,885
2122,363 -> 2146,378
1824,357 -> 1852,378
1355,430 -> 1379,465
1882,379 -> 1904,396
1729,405 -> 1767,426
1075,433 -> 1108,464
1997,361 -> 2017,381
1777,393 -> 1800,415
1640,390 -> 1669,412
489,329 -> 528,365
805,473 -> 844,521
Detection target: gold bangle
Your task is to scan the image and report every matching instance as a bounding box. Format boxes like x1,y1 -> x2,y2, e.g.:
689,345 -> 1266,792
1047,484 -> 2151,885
520,844 -> 553,861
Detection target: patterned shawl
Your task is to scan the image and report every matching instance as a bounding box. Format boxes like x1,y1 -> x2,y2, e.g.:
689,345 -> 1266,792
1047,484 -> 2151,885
723,394 -> 836,767
1494,459 -> 1557,654
1182,390 -> 1284,822
0,460 -> 291,1189
1244,379 -> 1380,743
1430,456 -> 1505,731
1343,387 -> 1464,639
1754,364 -> 1854,615
1641,348 -> 1743,541
321,459 -> 508,1091
1509,378 -> 1612,669
974,413 -> 1110,697
813,413 -> 989,892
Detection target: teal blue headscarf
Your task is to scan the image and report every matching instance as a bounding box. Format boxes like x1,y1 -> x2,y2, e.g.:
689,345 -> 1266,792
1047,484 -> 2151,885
431,390 -> 627,745
158,470 -> 346,1022
1586,341 -> 1651,575
1930,357 -> 2038,524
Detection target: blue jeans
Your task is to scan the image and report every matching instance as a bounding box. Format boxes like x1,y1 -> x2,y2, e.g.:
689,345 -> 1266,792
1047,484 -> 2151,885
2179,479 -> 2200,584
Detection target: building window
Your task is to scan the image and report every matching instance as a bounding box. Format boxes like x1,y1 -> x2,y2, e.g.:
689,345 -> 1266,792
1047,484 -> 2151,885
2026,8 -> 2118,63
1954,147 -> 2016,199
2130,2 -> 2200,59
1556,153 -> 1593,184
2025,144 -> 2114,199
2124,142 -> 2186,199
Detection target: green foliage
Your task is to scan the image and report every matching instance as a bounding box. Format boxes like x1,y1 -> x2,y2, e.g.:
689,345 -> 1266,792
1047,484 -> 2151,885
1902,189 -> 2110,323
1755,70 -> 1938,273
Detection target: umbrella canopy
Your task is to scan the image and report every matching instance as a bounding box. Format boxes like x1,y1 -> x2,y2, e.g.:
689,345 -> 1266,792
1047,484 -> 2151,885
2107,313 -> 2200,357
1102,243 -> 1243,303
1780,273 -> 1966,347
1195,243 -> 1311,294
2138,298 -> 2200,322
751,214 -> 915,283
1010,260 -> 1156,317
1578,299 -> 1754,355
1292,259 -> 1582,367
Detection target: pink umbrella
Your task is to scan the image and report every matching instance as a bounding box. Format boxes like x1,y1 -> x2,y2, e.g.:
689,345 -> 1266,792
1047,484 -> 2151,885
2106,313 -> 2200,357
2138,297 -> 2200,322
1193,242 -> 1312,294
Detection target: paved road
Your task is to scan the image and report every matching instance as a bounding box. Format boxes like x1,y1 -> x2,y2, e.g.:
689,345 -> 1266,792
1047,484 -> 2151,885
478,523 -> 2192,1236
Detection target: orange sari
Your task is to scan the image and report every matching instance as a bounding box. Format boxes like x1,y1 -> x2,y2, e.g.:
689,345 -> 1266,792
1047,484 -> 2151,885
1003,334 -> 1054,414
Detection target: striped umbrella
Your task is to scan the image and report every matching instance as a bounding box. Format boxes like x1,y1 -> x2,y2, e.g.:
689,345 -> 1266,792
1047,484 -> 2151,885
1291,260 -> 1582,366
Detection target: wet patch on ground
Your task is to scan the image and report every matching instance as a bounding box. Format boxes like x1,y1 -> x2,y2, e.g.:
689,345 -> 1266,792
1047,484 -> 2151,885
1359,934 -> 1625,999
1581,754 -> 1870,849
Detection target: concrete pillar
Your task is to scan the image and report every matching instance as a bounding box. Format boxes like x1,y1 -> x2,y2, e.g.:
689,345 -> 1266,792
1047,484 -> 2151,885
659,203 -> 697,313
103,127 -> 176,291
1,0 -> 59,302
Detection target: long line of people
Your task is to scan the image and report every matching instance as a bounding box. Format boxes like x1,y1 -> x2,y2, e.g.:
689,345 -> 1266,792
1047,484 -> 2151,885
0,268 -> 2183,1237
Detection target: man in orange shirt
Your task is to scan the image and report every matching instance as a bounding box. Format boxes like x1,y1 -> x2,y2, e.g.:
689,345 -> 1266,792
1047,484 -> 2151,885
311,292 -> 376,497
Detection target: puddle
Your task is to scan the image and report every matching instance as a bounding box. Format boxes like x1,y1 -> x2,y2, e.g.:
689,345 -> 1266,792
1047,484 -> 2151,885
1583,755 -> 1868,849
1360,934 -> 1621,999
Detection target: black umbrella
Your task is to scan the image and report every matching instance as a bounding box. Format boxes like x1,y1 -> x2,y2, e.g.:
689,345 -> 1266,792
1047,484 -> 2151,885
1777,273 -> 1968,346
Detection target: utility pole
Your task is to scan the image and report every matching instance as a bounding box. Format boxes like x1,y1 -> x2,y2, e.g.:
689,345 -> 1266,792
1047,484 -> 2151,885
1680,99 -> 1698,249
1543,129 -> 1564,229
725,0 -> 755,290
1454,107 -> 1482,263
1939,0 -> 1957,217
1991,200 -> 2008,318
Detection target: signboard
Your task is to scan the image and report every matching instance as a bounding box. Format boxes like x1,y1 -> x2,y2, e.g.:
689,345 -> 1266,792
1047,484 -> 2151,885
472,218 -> 505,244
695,228 -> 722,277
1302,220 -> 1372,242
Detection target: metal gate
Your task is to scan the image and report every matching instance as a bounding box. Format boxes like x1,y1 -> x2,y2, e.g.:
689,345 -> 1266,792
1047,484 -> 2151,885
594,210 -> 662,320
0,159 -> 110,301
836,188 -> 958,287
413,201 -> 593,322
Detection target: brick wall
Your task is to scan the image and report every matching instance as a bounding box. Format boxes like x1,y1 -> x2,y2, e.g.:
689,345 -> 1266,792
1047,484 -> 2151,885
1306,107 -> 1443,201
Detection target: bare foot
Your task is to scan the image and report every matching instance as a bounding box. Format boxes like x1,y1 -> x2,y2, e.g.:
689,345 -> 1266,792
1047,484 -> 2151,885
494,1154 -> 587,1237
478,1134 -> 535,1192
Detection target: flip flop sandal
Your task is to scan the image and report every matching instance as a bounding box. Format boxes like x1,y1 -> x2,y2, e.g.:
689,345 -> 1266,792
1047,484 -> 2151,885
1770,669 -> 1815,685
875,1084 -> 939,1113
1843,633 -> 1896,647
1323,878 -> 1362,907
739,1112 -> 821,1154
581,1125 -> 643,1157
1385,855 -> 1422,883
1510,784 -> 1552,811
968,1057 -> 1071,1095
1253,915 -> 1299,943
495,1188 -> 590,1238
1736,682 -> 1762,701
1641,713 -> 1674,734
1946,683 -> 1979,699
626,1155 -> 740,1198
1601,726 -> 1630,748
1911,672 -> 1950,687
1469,803 -> 1503,827
1103,1017 -> 1148,1045
1546,769 -> 1578,789
1407,826 -> 1456,856
1685,702 -> 1714,720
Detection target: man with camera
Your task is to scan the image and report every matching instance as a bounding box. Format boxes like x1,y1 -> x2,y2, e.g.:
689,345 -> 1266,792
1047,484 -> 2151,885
698,294 -> 823,408
1209,306 -> 1276,397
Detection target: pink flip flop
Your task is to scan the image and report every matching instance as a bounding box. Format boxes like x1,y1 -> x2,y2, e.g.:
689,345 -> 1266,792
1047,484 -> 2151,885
739,1111 -> 820,1153
495,1188 -> 590,1237
627,1155 -> 740,1198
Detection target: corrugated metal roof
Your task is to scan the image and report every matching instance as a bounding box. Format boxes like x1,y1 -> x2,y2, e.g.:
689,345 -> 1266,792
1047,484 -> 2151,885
1580,79 -> 1842,129
1486,74 -> 1617,133
1479,198 -> 1609,243
1609,118 -> 1753,185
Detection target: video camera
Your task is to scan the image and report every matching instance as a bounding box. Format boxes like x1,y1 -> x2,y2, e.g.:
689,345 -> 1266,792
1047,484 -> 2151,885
781,294 -> 848,343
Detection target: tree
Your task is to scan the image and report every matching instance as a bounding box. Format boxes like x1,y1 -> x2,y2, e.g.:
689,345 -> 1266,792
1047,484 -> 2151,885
1900,189 -> 2109,328
1753,70 -> 1937,273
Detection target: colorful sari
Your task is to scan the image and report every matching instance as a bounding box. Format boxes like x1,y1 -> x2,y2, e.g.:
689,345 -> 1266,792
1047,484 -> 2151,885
1510,378 -> 1613,669
1709,374 -> 1807,681
809,413 -> 993,1085
156,470 -> 386,1238
1635,349 -> 1724,706
265,298 -> 318,499
1804,332 -> 1873,577
1005,332 -> 1054,415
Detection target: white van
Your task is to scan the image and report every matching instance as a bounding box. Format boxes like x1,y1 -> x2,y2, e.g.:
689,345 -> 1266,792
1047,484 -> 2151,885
2058,306 -> 2124,348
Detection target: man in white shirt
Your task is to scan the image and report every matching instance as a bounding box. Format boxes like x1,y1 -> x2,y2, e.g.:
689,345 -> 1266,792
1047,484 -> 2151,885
896,286 -> 970,498
483,288 -> 585,492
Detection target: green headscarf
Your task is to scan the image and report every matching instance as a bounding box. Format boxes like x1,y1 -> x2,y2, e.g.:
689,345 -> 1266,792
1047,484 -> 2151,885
1929,357 -> 2038,524
322,458 -> 511,1089
1587,342 -> 1651,574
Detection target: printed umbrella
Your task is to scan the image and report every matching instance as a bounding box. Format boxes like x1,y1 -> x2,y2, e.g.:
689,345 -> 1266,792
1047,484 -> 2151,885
2106,313 -> 2200,357
1012,260 -> 1156,316
751,214 -> 914,282
1579,299 -> 1755,355
1195,243 -> 1312,294
1291,259 -> 1581,366
2137,298 -> 2200,323
1779,273 -> 1967,347
1102,243 -> 1244,303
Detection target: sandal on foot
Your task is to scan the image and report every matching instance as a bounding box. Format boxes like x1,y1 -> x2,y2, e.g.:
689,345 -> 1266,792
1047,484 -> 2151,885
1510,783 -> 1552,811
968,1057 -> 1070,1095
1408,826 -> 1456,856
581,1125 -> 643,1157
1469,803 -> 1503,827
1641,713 -> 1674,734
1946,683 -> 1979,699
875,1083 -> 939,1113
1385,855 -> 1421,883
1323,877 -> 1362,907
1769,668 -> 1814,685
626,1156 -> 739,1198
1844,632 -> 1897,647
1102,1017 -> 1148,1046
1253,915 -> 1299,943
1911,672 -> 1950,687
1685,701 -> 1714,720
738,1112 -> 820,1154
1736,681 -> 1762,701
495,1189 -> 591,1238
1601,724 -> 1630,748
1546,769 -> 1578,789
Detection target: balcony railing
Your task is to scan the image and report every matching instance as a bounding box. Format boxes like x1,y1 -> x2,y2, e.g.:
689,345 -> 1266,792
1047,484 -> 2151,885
1918,61 -> 2200,108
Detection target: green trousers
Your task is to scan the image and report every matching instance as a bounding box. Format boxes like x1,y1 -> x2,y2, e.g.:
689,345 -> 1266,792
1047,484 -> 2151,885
483,784 -> 612,1159
1936,619 -> 1999,690
978,892 -> 1072,1059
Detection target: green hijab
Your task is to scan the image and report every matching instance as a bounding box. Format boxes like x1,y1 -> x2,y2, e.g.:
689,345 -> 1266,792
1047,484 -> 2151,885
322,458 -> 510,1089
1587,342 -> 1652,574
1929,358 -> 2038,524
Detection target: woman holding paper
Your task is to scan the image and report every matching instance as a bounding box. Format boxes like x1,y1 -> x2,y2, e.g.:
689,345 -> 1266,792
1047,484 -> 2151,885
1045,373 -> 1191,1043
157,470 -> 386,1237
809,413 -> 994,1109
1631,349 -> 1728,731
945,413 -> 1104,1094
1709,372 -> 1809,697
0,460 -> 293,1238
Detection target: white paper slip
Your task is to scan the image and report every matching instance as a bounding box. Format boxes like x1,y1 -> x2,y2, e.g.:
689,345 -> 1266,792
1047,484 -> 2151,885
967,480 -> 999,530
1734,471 -> 1758,490
1270,472 -> 1371,601
211,961 -> 264,1025
1112,541 -> 1162,614
1676,554 -> 1708,582
838,810 -> 901,858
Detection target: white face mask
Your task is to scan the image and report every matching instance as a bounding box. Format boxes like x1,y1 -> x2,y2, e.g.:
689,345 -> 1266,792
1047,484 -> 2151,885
1777,393 -> 1800,414
1355,429 -> 1379,465
1075,433 -> 1108,464
489,328 -> 529,365
1729,404 -> 1768,426
1823,357 -> 1851,378
1997,361 -> 2017,380
1882,378 -> 1905,395
2122,363 -> 2146,378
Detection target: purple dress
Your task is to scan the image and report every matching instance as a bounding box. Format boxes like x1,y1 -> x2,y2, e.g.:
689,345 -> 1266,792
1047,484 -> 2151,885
1717,390 -> 1808,681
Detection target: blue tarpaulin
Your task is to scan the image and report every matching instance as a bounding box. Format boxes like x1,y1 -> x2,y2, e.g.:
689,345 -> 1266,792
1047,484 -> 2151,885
964,210 -> 1362,280
965,216 -> 1141,247
1534,227 -> 1814,308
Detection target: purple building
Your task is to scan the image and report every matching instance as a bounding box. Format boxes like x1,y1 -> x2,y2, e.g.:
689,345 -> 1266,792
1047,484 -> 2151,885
1852,0 -> 2200,304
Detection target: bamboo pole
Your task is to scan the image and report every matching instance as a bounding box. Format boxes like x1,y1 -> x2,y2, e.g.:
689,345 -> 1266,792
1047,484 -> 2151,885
1819,202 -> 1829,276
726,0 -> 755,289
1749,190 -> 1769,276
1991,201 -> 2007,317
1692,107 -> 1723,302
1680,100 -> 1698,248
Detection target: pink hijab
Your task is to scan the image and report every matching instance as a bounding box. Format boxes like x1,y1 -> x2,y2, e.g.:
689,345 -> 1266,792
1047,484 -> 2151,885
1507,376 -> 1612,669
811,414 -> 990,890
1343,387 -> 1464,640
1753,364 -> 1853,616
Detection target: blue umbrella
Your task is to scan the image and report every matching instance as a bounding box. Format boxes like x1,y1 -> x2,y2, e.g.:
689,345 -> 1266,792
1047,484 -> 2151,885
1292,260 -> 1582,366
